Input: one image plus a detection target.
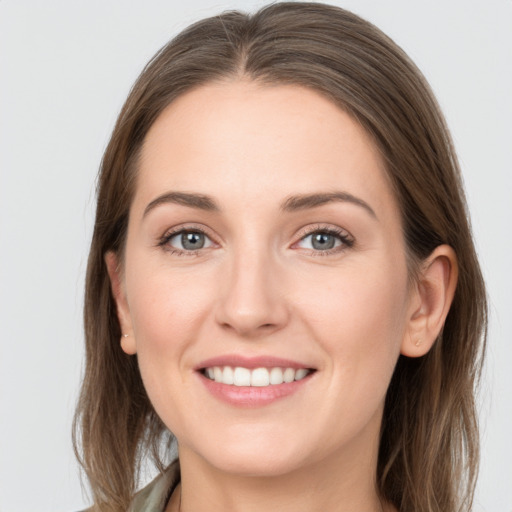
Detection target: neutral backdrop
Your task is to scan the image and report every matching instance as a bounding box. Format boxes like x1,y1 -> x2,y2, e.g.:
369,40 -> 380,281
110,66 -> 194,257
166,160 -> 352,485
1,1 -> 510,511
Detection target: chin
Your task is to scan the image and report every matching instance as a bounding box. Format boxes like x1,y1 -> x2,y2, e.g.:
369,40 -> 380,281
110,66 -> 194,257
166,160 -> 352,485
182,426 -> 313,477
206,448 -> 308,478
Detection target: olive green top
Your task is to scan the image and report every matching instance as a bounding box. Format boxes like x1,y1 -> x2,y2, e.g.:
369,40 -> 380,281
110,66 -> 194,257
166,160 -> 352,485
80,460 -> 180,512
128,461 -> 180,512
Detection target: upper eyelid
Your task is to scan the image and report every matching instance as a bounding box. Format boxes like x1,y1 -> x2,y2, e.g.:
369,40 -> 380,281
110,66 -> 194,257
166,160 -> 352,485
291,225 -> 355,255
294,223 -> 353,241
161,223 -> 218,241
157,225 -> 219,253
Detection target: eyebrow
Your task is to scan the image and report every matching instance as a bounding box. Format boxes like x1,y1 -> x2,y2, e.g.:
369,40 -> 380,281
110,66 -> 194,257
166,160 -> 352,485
143,190 -> 376,219
143,191 -> 220,217
281,192 -> 377,219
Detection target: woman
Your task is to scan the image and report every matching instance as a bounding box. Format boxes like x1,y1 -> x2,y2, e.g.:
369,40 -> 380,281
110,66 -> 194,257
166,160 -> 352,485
73,3 -> 487,511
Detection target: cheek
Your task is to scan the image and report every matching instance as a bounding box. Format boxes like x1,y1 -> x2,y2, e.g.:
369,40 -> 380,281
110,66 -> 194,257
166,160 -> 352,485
298,257 -> 409,383
124,267 -> 219,437
127,259 -> 214,344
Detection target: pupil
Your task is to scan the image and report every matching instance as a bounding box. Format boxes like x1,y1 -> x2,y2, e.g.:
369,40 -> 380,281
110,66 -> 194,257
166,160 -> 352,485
312,233 -> 335,250
182,232 -> 204,250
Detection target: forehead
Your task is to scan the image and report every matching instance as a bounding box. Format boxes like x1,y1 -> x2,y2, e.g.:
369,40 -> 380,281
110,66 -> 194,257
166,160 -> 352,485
135,81 -> 397,221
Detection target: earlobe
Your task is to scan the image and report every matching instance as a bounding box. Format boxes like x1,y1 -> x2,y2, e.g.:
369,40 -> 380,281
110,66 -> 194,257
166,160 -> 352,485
105,251 -> 137,355
401,245 -> 458,358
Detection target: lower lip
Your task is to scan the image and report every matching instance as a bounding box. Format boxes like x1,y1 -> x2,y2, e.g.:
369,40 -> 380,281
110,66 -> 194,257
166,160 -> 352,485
198,372 -> 313,407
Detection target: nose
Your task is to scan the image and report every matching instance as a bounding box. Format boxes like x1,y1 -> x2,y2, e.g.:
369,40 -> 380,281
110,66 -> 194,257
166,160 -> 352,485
214,246 -> 290,338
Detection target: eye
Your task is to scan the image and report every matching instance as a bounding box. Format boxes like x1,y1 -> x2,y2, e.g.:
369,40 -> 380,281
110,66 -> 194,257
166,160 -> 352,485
295,227 -> 353,254
163,229 -> 214,252
299,232 -> 340,250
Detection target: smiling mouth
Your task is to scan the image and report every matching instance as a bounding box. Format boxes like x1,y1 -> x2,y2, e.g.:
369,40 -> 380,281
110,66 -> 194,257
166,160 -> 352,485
201,366 -> 315,387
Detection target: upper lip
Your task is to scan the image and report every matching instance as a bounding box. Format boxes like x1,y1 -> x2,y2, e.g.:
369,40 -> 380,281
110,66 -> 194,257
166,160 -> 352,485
195,355 -> 315,371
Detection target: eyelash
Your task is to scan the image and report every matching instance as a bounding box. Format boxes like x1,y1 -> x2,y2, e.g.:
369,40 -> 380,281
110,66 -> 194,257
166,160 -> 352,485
157,224 -> 354,257
157,224 -> 215,257
294,224 -> 354,256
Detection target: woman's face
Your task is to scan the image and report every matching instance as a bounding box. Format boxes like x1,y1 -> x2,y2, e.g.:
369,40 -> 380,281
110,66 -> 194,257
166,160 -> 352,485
112,81 -> 419,476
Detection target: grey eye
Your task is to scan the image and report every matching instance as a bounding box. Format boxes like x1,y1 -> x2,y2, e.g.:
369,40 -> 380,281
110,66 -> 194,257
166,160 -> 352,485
311,232 -> 336,250
182,232 -> 205,250
168,231 -> 213,251
297,231 -> 343,251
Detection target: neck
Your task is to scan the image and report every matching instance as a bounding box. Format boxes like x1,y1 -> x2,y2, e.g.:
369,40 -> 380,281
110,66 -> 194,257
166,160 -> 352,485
169,425 -> 391,512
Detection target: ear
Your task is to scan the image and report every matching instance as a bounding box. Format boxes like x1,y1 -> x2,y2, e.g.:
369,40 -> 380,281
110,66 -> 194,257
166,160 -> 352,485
401,245 -> 458,357
105,251 -> 137,355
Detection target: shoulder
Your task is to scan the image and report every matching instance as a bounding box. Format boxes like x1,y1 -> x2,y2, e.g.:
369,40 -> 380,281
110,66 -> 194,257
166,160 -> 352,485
77,460 -> 180,512
128,460 -> 180,512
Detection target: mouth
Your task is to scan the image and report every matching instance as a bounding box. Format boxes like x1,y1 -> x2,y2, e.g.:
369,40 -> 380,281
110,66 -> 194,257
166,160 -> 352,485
200,366 -> 315,387
195,355 -> 317,406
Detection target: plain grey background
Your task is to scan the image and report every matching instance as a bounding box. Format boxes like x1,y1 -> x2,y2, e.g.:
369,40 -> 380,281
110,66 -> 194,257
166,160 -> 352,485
1,1 -> 510,510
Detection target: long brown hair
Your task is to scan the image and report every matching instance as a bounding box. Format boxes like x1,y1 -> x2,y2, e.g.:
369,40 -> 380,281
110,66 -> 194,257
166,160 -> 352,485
73,3 -> 487,511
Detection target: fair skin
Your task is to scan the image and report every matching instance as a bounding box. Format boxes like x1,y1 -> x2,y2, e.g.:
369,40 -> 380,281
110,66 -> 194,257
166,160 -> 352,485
106,81 -> 457,512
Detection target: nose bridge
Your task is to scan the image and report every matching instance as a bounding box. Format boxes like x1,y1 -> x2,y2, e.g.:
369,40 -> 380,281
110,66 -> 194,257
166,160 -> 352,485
215,235 -> 288,336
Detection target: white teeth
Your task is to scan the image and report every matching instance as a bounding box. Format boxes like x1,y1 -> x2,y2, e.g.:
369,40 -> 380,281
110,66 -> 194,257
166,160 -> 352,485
269,367 -> 284,385
233,367 -> 251,386
205,366 -> 311,386
251,368 -> 270,387
214,366 -> 223,382
222,366 -> 234,385
283,367 -> 295,383
295,368 -> 309,381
